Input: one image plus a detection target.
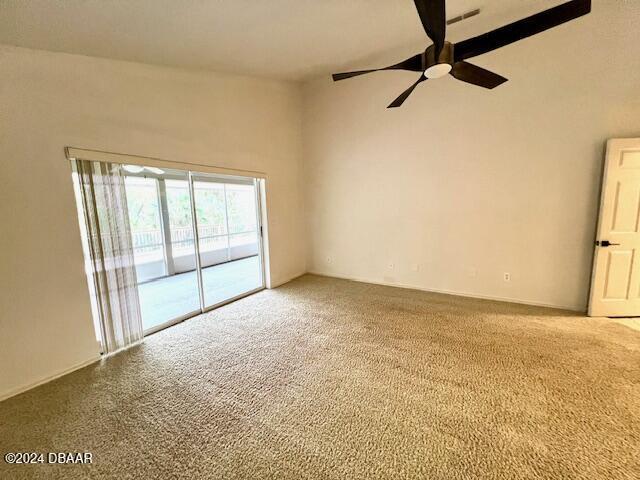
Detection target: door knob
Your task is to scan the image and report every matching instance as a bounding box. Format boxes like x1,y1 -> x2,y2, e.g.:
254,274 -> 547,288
596,240 -> 620,247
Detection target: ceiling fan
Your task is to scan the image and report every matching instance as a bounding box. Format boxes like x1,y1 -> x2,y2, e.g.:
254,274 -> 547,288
332,0 -> 591,108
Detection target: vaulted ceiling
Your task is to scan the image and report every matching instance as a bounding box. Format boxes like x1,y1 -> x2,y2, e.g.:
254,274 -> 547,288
0,0 -> 566,80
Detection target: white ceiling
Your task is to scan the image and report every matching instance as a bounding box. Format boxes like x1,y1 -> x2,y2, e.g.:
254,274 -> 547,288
0,0 -> 565,81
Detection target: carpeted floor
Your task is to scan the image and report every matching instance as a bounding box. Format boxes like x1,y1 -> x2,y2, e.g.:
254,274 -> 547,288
1,274 -> 639,479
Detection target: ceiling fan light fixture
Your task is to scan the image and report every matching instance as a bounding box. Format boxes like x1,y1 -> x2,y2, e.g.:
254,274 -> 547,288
331,0 -> 592,108
424,63 -> 452,79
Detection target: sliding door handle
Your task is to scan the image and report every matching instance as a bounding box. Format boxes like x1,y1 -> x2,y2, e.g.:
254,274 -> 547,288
596,240 -> 620,247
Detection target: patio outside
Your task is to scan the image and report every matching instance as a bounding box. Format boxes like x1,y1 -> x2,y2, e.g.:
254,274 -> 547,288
124,173 -> 263,331
138,256 -> 261,330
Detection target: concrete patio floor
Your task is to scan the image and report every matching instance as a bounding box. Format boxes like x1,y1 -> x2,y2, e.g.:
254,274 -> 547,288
138,256 -> 262,331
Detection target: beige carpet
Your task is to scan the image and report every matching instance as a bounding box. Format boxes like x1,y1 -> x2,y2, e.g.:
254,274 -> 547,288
1,274 -> 639,479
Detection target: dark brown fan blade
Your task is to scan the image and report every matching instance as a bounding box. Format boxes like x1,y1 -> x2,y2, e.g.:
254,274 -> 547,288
387,75 -> 427,108
413,0 -> 446,56
450,61 -> 508,89
332,53 -> 424,81
454,0 -> 591,61
332,70 -> 380,81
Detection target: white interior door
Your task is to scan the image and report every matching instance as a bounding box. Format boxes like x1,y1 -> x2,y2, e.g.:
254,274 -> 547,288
589,138 -> 640,317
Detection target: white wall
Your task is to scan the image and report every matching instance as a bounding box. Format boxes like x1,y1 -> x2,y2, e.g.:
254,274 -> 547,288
302,1 -> 640,311
2,1 -> 640,401
0,45 -> 305,399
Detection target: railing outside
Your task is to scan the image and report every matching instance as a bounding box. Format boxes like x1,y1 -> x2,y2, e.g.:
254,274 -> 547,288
131,225 -> 256,254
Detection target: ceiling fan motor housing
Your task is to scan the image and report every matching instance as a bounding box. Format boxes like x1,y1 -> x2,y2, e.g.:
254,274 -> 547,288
423,42 -> 454,78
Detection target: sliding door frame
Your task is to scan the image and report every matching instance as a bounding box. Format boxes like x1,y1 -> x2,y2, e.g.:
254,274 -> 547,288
187,171 -> 207,314
199,177 -> 266,314
255,178 -> 267,297
66,147 -> 269,337
138,170 -> 267,334
127,170 -> 267,332
143,308 -> 201,337
188,172 -> 266,315
143,171 -> 266,333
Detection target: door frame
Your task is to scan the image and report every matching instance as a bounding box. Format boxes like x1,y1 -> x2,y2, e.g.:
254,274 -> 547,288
65,147 -> 270,339
137,168 -> 267,335
188,172 -> 266,315
588,138 -> 640,317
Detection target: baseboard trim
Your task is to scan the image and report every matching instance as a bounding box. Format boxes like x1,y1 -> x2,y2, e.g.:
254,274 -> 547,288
307,270 -> 585,313
0,355 -> 101,403
0,271 -> 581,402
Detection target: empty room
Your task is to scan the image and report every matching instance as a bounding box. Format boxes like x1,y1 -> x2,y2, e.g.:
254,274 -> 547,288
0,1 -> 639,478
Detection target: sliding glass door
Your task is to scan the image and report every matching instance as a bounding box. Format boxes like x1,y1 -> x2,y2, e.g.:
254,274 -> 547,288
192,175 -> 263,308
124,168 -> 201,332
119,166 -> 264,333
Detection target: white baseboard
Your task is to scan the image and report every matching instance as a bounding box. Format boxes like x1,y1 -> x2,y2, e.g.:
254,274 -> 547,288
307,270 -> 585,313
0,272 -> 581,403
0,355 -> 101,403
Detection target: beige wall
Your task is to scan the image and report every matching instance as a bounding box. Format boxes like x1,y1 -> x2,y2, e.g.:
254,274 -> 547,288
302,1 -> 640,311
2,1 -> 640,400
0,45 -> 305,399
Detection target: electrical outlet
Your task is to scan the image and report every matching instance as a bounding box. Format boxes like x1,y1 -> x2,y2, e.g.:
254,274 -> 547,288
388,262 -> 395,270
503,272 -> 511,282
326,256 -> 332,264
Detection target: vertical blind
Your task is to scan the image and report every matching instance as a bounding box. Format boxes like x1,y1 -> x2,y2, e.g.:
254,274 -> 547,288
74,160 -> 144,353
